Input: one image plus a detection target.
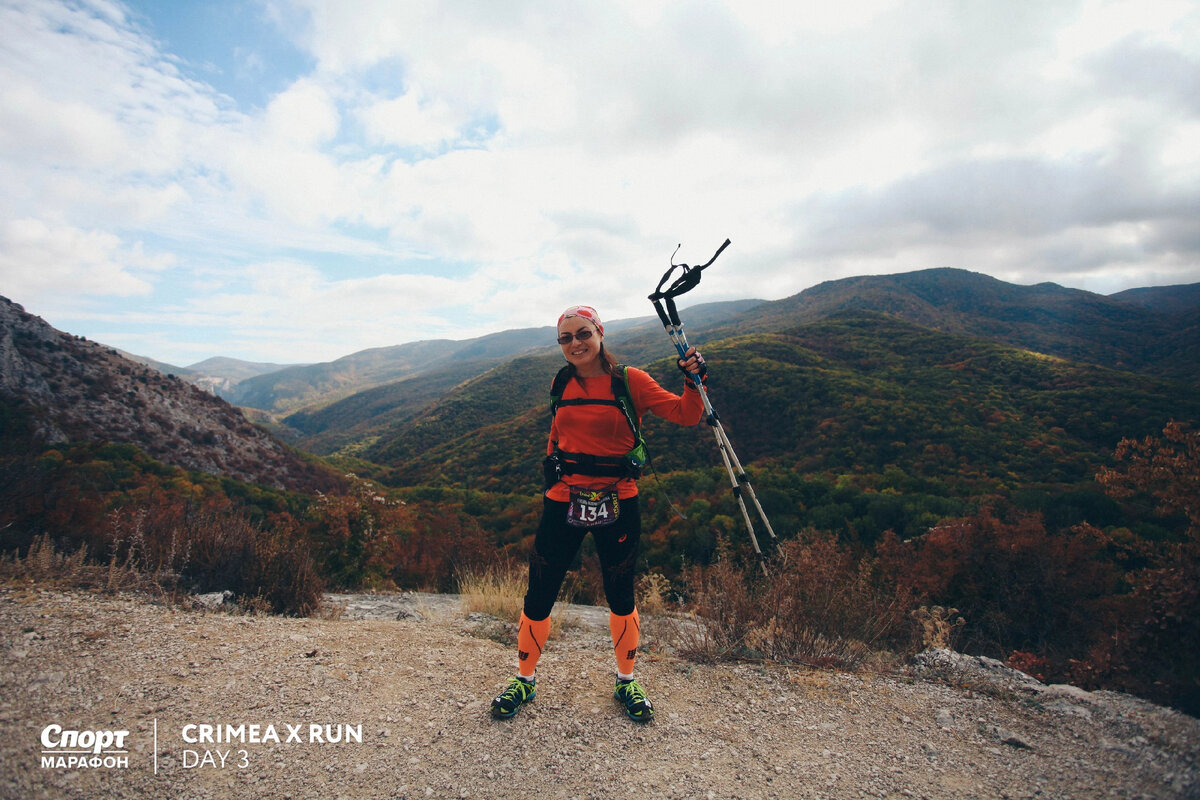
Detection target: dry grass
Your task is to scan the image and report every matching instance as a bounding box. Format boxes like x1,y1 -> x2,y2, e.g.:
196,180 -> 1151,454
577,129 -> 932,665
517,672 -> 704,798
636,571 -> 674,616
912,605 -> 966,649
0,534 -> 158,594
458,563 -> 527,621
456,563 -> 591,640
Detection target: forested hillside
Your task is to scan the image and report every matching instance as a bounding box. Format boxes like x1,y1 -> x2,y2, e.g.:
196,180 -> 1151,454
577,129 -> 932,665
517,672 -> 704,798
353,312 -> 1198,505
286,268 -> 1197,469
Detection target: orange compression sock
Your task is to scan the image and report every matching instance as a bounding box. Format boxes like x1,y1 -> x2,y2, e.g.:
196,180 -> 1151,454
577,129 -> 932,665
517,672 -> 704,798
516,613 -> 551,679
609,608 -> 641,679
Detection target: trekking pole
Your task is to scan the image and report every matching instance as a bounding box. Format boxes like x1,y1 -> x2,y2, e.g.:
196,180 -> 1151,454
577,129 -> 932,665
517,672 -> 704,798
648,239 -> 777,574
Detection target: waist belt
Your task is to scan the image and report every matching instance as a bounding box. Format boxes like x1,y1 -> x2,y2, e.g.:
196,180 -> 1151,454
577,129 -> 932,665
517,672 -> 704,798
546,449 -> 642,483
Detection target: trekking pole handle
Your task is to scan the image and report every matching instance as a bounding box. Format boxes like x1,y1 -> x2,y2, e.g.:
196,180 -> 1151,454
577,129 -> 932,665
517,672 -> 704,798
647,290 -> 684,328
666,296 -> 682,328
650,297 -> 673,328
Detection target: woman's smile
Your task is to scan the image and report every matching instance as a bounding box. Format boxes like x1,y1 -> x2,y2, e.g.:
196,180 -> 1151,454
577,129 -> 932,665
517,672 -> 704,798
557,321 -> 603,374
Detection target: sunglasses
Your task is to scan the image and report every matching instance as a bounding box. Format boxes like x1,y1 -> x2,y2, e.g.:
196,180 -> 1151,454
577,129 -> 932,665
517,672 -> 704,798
556,329 -> 595,345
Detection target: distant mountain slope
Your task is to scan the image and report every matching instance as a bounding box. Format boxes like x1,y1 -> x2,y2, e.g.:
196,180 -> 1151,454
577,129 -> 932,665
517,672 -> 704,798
186,356 -> 298,380
285,359 -> 516,453
361,352 -> 561,474
216,299 -> 758,424
1110,283 -> 1200,314
115,352 -> 297,398
286,300 -> 764,455
228,331 -> 547,414
179,356 -> 300,397
0,297 -> 338,493
719,268 -> 1199,381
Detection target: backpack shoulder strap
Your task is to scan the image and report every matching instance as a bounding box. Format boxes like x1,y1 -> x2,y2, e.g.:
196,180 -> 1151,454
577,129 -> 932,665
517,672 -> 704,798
548,364 -> 640,441
611,365 -> 642,442
549,364 -> 573,417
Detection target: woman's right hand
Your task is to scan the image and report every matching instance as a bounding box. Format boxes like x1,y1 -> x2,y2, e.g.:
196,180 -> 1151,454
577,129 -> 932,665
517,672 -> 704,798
678,347 -> 707,384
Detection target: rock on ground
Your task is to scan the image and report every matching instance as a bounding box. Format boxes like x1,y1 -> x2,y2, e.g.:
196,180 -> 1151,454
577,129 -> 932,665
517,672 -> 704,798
1,586 -> 1197,799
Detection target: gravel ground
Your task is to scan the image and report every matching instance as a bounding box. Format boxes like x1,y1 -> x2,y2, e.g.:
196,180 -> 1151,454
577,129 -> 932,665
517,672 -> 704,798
2,585 -> 1197,800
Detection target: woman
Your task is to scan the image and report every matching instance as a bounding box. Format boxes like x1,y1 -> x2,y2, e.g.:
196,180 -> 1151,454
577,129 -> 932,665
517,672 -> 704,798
491,304 -> 708,722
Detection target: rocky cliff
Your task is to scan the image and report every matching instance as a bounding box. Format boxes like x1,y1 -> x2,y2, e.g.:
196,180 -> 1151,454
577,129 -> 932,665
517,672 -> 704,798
0,297 -> 337,493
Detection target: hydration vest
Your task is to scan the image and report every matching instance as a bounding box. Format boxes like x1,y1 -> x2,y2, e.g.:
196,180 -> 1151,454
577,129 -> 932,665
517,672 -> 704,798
546,364 -> 648,481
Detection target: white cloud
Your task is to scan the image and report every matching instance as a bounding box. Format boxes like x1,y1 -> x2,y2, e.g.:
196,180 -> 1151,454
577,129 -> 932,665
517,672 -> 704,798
125,259 -> 498,361
1056,0 -> 1195,57
358,88 -> 463,150
0,218 -> 170,299
1,0 -> 1198,364
0,0 -> 230,172
263,77 -> 340,145
0,82 -> 127,168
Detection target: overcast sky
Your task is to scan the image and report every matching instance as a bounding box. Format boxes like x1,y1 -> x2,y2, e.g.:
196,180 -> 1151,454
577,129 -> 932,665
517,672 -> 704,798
1,0 -> 1197,366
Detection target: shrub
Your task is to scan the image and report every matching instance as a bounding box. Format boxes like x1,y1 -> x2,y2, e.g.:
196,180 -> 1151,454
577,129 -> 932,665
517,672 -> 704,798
905,509 -> 1119,659
677,531 -> 920,669
1071,554 -> 1200,715
102,503 -> 324,616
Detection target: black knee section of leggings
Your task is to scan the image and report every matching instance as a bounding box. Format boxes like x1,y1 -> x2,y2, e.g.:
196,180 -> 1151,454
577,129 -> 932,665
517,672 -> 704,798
595,496 -> 640,616
523,499 -> 579,621
523,496 -> 642,620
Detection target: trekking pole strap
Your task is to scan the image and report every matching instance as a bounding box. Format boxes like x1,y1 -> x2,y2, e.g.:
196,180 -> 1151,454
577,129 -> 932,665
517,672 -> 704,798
647,239 -> 731,318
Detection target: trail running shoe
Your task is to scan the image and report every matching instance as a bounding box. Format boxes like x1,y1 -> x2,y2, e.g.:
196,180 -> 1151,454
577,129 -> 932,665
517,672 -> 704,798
491,677 -> 536,719
614,678 -> 654,723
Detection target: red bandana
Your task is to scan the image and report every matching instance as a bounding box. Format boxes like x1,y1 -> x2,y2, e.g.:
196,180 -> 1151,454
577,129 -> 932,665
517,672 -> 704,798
557,305 -> 603,336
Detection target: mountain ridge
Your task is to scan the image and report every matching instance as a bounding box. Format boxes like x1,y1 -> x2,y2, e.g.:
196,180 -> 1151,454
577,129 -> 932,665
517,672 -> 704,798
716,267 -> 1199,379
1111,282 -> 1200,313
121,272 -> 1197,412
244,270 -> 1200,423
278,268 -> 1198,471
241,299 -> 760,437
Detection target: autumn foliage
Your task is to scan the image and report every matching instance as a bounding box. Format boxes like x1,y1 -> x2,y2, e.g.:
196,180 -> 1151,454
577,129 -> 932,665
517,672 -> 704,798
673,423 -> 1200,715
4,420 -> 1199,715
1087,422 -> 1200,712
0,442 -> 496,613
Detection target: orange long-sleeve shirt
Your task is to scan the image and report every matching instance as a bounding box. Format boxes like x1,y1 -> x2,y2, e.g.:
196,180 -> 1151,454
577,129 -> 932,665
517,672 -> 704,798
546,366 -> 705,501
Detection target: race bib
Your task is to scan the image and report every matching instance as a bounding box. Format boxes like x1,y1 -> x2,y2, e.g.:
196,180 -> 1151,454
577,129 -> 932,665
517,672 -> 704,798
566,488 -> 620,528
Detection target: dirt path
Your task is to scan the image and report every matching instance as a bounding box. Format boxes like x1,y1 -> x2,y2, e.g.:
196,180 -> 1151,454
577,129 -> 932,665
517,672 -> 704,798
2,586 -> 1197,799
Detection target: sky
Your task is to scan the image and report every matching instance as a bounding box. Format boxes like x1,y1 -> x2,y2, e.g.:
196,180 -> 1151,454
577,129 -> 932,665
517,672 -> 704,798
1,0 -> 1198,367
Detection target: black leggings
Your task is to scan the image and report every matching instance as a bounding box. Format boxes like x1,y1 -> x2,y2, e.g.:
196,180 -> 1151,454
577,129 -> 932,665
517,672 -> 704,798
523,495 -> 641,621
